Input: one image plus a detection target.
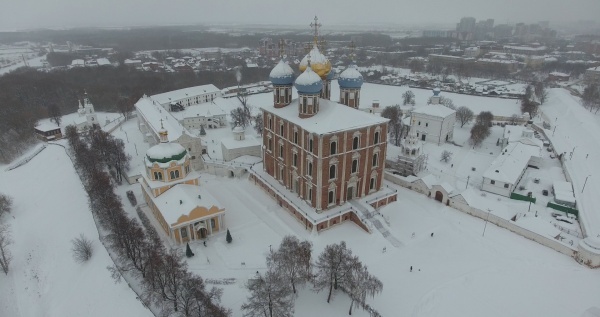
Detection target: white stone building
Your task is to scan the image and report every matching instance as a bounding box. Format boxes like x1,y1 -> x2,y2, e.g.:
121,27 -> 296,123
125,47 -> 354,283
74,93 -> 99,132
135,95 -> 204,171
220,125 -> 261,162
170,97 -> 230,130
393,120 -> 427,176
152,84 -> 222,109
499,125 -> 535,149
410,90 -> 456,145
481,140 -> 542,197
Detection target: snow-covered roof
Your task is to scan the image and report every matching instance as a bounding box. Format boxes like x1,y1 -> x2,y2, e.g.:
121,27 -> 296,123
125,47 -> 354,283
483,142 -> 541,184
151,84 -> 221,106
412,104 -> 456,118
71,59 -> 84,66
146,142 -> 186,162
221,135 -> 261,150
261,98 -> 388,135
553,181 -> 575,204
170,97 -> 229,120
295,66 -> 323,91
503,125 -> 528,143
135,96 -> 188,142
35,123 -> 60,132
587,66 -> 600,72
96,58 -> 110,66
144,183 -> 224,226
269,59 -> 294,85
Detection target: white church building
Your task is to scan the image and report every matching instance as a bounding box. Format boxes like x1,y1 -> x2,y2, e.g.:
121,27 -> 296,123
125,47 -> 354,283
410,89 -> 456,145
74,93 -> 99,132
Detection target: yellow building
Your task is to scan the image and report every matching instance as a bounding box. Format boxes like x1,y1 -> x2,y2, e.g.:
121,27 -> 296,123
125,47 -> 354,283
140,127 -> 225,244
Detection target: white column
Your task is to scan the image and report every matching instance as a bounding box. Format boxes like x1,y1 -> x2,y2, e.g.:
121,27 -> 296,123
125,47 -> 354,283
207,219 -> 213,236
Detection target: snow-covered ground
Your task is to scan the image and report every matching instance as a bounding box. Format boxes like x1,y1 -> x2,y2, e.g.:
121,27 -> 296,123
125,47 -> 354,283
0,54 -> 47,76
0,144 -> 151,317
541,89 -> 600,238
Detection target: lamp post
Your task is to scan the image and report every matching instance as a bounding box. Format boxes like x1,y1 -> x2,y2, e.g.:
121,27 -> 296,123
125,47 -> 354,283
482,208 -> 492,237
582,175 -> 591,193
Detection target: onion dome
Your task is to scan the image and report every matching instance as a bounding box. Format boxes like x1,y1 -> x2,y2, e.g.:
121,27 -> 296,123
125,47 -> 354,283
338,64 -> 363,89
146,142 -> 187,164
232,125 -> 244,133
326,68 -> 336,81
269,59 -> 294,86
433,87 -> 441,96
294,66 -> 323,94
299,44 -> 331,79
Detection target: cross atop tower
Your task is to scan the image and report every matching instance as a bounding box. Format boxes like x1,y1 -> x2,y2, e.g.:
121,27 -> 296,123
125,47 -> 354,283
278,39 -> 285,58
310,16 -> 321,45
349,41 -> 356,61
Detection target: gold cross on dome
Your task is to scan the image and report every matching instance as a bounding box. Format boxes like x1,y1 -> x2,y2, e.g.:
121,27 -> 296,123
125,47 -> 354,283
278,39 -> 285,58
350,41 -> 356,60
310,16 -> 321,45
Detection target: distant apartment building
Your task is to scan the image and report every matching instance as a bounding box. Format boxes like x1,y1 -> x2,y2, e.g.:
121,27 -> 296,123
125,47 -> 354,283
422,30 -> 450,38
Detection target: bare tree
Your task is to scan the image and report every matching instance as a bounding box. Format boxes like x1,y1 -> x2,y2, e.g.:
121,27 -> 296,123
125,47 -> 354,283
142,248 -> 188,313
456,106 -> 474,127
48,102 -> 62,127
117,96 -> 135,120
470,124 -> 490,147
476,111 -> 494,127
346,263 -> 383,315
521,98 -> 539,119
231,107 -> 251,128
439,96 -> 455,110
533,81 -> 548,104
509,114 -> 520,125
402,90 -> 415,106
440,150 -> 453,163
381,105 -> 403,146
268,236 -> 312,294
71,233 -> 93,263
254,113 -> 264,136
313,242 -> 356,303
241,266 -> 294,317
0,193 -> 12,219
0,224 -> 12,275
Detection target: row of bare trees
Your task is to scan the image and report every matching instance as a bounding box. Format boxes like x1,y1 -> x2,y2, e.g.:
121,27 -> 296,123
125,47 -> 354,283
582,84 -> 600,113
242,238 -> 382,317
0,193 -> 13,275
469,111 -> 493,147
65,125 -> 230,316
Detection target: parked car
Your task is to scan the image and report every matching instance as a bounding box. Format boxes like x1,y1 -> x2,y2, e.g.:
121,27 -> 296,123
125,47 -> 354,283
126,190 -> 137,206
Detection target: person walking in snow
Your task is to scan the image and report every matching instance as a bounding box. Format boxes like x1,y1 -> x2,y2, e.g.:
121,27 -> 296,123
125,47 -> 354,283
410,266 -> 413,272
431,232 -> 434,237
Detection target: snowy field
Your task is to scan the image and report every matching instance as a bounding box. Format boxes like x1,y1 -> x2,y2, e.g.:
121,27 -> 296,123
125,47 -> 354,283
118,172 -> 600,317
0,144 -> 151,317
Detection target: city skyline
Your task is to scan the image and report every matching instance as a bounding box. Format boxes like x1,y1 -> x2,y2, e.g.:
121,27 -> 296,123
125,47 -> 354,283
2,0 -> 599,32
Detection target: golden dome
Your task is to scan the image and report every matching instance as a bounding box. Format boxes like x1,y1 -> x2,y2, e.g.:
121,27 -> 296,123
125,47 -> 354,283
299,44 -> 331,79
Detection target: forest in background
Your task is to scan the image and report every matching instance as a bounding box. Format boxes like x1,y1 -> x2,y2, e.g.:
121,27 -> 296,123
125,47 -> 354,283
0,65 -> 270,163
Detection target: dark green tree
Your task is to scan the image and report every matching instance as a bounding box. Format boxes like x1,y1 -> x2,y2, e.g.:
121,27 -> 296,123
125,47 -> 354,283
226,229 -> 232,244
186,243 -> 194,258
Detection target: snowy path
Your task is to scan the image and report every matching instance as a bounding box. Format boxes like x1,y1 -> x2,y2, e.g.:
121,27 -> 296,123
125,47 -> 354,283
349,200 -> 403,247
541,89 -> 600,237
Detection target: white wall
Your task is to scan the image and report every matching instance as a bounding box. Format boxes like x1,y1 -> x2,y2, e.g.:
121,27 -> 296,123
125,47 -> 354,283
481,177 -> 512,197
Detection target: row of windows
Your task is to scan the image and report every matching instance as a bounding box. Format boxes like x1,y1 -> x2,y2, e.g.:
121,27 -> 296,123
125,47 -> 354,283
152,166 -> 189,181
329,153 -> 379,180
327,177 -> 377,205
490,180 -> 510,188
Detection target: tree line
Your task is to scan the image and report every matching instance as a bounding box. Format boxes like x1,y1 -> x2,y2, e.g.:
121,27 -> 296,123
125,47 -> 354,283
242,237 -> 382,317
0,65 -> 269,163
64,125 -> 230,316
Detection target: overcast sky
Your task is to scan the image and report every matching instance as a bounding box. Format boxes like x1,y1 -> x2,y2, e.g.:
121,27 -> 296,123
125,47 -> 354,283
2,0 -> 599,31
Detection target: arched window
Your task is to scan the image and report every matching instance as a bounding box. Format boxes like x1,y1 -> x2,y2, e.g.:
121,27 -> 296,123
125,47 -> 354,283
372,153 -> 379,167
353,136 -> 359,150
374,132 -> 380,144
370,177 -> 376,190
154,171 -> 163,180
279,124 -> 284,136
279,145 -> 284,158
352,159 -> 358,173
329,165 -> 336,179
293,153 -> 298,167
328,190 -> 335,204
411,149 -> 416,155
294,131 -> 298,144
309,139 -> 313,153
307,162 -> 313,177
268,118 -> 272,130
170,170 -> 180,180
330,141 -> 337,155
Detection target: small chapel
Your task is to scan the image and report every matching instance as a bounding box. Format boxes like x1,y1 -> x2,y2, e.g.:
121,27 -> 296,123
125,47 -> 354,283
139,125 -> 225,244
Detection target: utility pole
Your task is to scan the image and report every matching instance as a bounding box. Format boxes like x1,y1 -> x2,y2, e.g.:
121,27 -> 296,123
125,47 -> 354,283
466,176 -> 470,189
582,175 -> 591,193
482,208 -> 492,237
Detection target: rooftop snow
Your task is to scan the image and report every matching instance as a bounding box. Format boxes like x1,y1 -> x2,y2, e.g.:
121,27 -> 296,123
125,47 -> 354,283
412,104 -> 456,118
142,183 -> 224,226
269,59 -> 294,79
483,142 -> 541,184
261,98 -> 388,135
221,135 -> 261,150
151,84 -> 221,105
35,123 -> 60,132
135,96 -> 189,142
170,97 -> 229,120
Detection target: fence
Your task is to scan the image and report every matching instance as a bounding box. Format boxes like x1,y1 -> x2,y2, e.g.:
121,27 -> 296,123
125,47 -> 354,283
547,202 -> 579,217
510,192 -> 536,203
5,144 -> 46,171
